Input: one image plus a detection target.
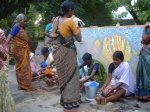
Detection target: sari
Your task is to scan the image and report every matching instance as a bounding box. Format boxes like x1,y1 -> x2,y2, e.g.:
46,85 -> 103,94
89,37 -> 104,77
52,17 -> 81,109
112,62 -> 136,96
10,27 -> 32,90
135,44 -> 150,99
87,59 -> 107,85
0,29 -> 16,112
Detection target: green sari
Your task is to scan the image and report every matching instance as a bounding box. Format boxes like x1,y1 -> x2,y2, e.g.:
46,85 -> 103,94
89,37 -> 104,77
87,59 -> 107,85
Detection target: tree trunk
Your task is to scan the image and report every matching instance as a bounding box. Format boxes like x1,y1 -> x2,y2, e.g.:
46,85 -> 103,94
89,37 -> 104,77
128,9 -> 142,25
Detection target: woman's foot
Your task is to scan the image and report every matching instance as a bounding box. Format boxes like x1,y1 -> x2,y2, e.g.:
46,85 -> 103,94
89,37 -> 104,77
63,108 -> 79,112
26,87 -> 37,91
100,96 -> 107,105
95,94 -> 101,104
44,78 -> 54,86
18,87 -> 25,90
18,87 -> 37,91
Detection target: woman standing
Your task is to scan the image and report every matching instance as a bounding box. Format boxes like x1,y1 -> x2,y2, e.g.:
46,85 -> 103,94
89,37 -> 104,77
52,1 -> 81,112
7,14 -> 34,91
0,29 -> 16,112
135,15 -> 150,105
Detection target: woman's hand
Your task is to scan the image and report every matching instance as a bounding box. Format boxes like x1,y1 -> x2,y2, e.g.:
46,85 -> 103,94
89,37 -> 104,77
100,84 -> 107,91
79,78 -> 84,83
106,85 -> 116,94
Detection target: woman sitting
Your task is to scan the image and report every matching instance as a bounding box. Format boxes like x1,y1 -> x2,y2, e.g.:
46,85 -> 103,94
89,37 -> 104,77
95,51 -> 136,105
79,52 -> 106,88
32,47 -> 58,86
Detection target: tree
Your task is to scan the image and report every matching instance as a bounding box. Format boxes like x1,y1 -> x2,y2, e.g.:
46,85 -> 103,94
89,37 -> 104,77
32,0 -> 115,26
0,0 -> 32,19
106,0 -> 150,24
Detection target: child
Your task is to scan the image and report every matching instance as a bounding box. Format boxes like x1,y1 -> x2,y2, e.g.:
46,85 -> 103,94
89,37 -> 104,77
32,47 -> 58,86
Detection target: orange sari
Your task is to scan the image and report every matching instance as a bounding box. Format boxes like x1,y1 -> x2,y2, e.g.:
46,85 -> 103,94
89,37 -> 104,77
11,27 -> 32,90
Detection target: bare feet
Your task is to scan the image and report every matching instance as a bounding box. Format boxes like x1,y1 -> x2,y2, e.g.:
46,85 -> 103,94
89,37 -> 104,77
18,87 -> 37,91
44,77 -> 54,86
100,96 -> 106,105
95,94 -> 101,104
26,87 -> 37,91
63,108 -> 79,112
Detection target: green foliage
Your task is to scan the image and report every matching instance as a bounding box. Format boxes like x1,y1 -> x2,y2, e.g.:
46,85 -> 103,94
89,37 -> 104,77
32,0 -> 114,26
2,0 -> 150,37
107,0 -> 150,24
26,4 -> 45,41
0,19 -> 9,29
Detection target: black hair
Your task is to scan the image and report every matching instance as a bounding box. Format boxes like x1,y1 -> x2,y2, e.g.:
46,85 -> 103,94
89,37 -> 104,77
113,51 -> 124,61
58,0 -> 75,17
41,47 -> 49,54
147,15 -> 150,22
82,52 -> 92,61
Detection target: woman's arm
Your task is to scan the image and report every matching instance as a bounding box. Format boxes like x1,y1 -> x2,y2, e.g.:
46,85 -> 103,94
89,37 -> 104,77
0,50 -> 7,61
111,82 -> 123,91
44,30 -> 54,38
7,34 -> 13,43
74,28 -> 81,42
80,69 -> 96,83
70,19 -> 82,42
79,64 -> 84,69
101,73 -> 112,89
7,25 -> 20,43
141,23 -> 150,44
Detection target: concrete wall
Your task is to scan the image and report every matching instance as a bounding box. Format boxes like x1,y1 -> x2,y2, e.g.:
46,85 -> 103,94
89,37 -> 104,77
75,25 -> 143,75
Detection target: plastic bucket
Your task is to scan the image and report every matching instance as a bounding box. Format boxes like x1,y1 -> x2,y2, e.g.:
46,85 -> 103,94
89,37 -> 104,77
84,81 -> 99,101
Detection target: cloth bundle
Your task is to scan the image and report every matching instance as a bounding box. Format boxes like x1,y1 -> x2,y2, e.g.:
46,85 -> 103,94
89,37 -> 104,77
73,17 -> 85,28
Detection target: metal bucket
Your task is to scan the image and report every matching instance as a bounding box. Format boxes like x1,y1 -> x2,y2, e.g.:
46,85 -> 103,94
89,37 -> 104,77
84,81 -> 99,101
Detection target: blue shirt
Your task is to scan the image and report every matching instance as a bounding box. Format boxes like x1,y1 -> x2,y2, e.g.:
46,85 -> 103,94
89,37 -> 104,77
9,25 -> 20,36
45,23 -> 52,31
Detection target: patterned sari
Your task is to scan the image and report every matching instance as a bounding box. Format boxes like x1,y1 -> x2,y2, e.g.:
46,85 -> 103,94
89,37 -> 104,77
135,44 -> 150,100
52,17 -> 81,109
87,59 -> 107,85
0,68 -> 16,112
0,29 -> 16,112
11,27 -> 32,90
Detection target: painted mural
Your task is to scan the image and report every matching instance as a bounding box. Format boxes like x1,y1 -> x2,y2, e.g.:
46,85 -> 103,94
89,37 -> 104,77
75,25 -> 143,75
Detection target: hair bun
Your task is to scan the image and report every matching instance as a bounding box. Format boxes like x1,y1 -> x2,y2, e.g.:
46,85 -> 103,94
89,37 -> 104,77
58,10 -> 65,16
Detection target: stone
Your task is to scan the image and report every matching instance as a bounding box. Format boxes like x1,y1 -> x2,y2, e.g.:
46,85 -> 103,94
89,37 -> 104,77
90,100 -> 119,111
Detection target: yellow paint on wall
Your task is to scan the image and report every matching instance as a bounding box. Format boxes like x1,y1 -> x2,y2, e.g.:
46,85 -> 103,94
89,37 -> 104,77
102,34 -> 137,62
94,38 -> 100,48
